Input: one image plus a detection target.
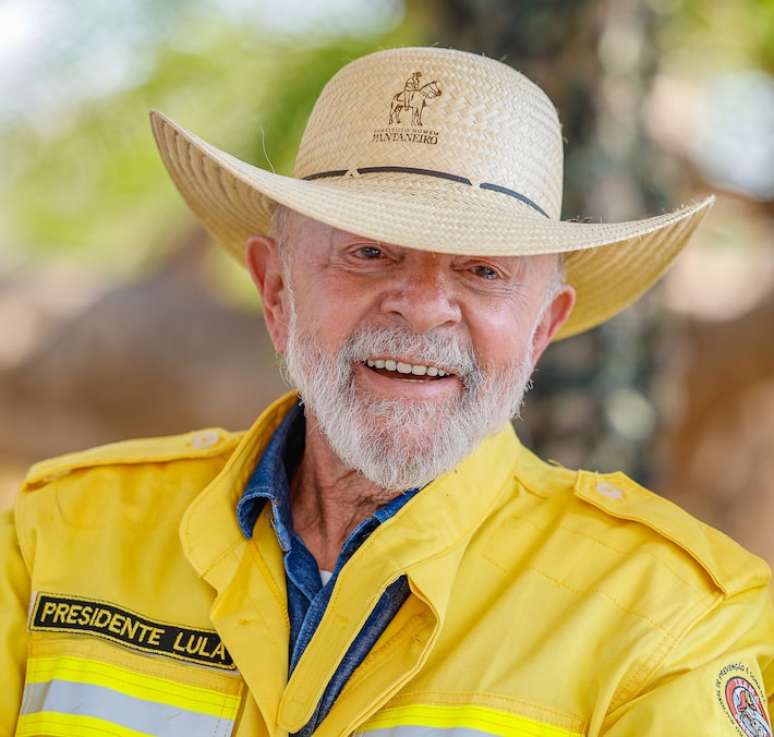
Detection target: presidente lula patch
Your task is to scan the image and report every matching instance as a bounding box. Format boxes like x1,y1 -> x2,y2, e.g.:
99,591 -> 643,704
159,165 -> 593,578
29,592 -> 235,671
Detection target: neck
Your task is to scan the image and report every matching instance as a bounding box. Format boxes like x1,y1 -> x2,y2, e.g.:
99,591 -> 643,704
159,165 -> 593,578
289,410 -> 402,571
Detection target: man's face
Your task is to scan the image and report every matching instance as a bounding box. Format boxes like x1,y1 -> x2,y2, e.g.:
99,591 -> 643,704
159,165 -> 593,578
248,211 -> 574,492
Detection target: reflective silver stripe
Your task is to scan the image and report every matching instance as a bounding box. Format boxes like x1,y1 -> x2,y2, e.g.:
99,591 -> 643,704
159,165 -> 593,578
21,679 -> 235,737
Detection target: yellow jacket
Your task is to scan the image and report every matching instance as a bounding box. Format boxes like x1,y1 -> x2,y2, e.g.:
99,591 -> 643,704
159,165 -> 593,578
2,391 -> 773,736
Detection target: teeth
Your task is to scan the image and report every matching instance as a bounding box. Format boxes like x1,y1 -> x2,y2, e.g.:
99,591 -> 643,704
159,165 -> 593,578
365,358 -> 452,377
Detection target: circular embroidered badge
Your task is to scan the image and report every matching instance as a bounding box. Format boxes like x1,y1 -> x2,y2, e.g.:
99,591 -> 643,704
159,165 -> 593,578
719,669 -> 772,737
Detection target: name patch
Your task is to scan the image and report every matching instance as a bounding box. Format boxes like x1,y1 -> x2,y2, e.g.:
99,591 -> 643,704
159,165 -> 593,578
30,592 -> 235,671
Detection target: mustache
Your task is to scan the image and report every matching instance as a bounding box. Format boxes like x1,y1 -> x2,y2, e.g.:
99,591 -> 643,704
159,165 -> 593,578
340,325 -> 478,377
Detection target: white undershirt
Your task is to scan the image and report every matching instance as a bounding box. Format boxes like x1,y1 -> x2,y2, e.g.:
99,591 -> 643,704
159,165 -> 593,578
320,569 -> 333,586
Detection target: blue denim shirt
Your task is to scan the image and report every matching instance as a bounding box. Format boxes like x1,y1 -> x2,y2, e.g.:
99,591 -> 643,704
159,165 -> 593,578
236,403 -> 418,736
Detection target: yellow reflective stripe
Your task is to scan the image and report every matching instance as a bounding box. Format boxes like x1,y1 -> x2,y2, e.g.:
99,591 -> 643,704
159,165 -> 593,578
17,710 -> 153,737
25,655 -> 240,719
361,704 -> 582,737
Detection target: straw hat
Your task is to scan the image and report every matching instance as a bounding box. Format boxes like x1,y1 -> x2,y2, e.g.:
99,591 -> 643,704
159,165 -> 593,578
149,46 -> 714,340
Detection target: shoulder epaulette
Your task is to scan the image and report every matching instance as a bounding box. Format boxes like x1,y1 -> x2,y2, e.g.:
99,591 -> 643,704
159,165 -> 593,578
22,428 -> 242,492
574,469 -> 771,597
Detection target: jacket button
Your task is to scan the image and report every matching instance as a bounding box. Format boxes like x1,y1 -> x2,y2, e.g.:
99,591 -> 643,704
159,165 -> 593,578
191,429 -> 220,449
596,481 -> 624,500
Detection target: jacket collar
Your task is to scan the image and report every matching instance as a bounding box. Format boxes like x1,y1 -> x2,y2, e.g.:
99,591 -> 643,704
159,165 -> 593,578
180,390 -> 527,735
179,391 -> 299,586
180,390 -> 523,586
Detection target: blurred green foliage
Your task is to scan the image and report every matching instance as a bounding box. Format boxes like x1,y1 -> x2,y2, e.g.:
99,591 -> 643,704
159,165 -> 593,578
1,1 -> 421,276
659,0 -> 774,72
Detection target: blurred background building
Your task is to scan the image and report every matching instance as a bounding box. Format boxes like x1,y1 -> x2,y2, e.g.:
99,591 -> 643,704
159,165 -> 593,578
1,0 -> 773,571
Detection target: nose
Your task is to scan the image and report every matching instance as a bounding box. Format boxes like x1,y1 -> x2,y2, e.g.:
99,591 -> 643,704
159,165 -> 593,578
379,258 -> 462,334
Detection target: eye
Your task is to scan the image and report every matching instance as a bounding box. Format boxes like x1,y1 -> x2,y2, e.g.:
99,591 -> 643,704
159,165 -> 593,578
352,245 -> 385,260
470,263 -> 501,280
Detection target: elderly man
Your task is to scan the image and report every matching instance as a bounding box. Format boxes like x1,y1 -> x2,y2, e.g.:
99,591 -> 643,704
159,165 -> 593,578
2,46 -> 772,737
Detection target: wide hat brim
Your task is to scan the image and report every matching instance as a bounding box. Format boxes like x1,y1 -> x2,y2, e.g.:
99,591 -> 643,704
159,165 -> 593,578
149,109 -> 713,341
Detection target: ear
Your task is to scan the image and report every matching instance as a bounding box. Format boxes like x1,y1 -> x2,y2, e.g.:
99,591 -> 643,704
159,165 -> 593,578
245,235 -> 290,353
530,284 -> 576,365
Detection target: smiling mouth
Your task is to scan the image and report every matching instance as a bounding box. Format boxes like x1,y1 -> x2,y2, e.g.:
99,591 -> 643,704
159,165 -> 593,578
360,358 -> 455,381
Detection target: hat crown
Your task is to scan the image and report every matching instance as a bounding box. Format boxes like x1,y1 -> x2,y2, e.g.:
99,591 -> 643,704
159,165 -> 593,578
293,47 -> 564,220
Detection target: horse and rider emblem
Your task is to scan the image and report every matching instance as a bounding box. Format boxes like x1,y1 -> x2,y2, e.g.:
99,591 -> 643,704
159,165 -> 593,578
389,71 -> 442,126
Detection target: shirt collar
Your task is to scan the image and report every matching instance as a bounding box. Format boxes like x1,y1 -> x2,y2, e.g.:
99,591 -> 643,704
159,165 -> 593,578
180,390 -> 533,595
236,401 -> 304,546
235,400 -> 420,551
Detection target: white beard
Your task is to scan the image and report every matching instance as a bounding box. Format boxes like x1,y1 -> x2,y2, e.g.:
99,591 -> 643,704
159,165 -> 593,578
282,302 -> 537,492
